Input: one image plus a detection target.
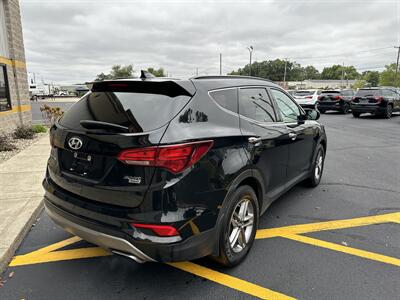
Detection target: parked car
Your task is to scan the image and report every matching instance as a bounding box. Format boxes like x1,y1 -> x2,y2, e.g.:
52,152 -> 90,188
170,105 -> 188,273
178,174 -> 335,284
351,87 -> 400,118
317,89 -> 355,114
43,74 -> 327,267
292,90 -> 320,109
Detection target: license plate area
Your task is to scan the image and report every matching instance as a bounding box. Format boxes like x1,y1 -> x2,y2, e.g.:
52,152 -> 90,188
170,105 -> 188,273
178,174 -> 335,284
59,149 -> 110,180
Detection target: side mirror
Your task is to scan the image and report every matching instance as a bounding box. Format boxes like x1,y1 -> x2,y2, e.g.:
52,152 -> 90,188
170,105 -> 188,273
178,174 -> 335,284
298,109 -> 320,123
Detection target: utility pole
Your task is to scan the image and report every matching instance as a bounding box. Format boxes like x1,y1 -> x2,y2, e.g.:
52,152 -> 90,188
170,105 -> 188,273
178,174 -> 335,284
395,46 -> 400,87
341,62 -> 345,88
283,58 -> 288,88
247,46 -> 253,76
219,53 -> 222,75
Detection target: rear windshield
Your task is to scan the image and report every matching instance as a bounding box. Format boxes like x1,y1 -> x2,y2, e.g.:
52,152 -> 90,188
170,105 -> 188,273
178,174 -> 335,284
59,92 -> 191,133
355,89 -> 380,97
294,91 -> 314,96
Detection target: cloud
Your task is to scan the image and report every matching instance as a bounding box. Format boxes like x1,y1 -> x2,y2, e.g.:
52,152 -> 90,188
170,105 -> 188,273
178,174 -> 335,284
20,0 -> 400,83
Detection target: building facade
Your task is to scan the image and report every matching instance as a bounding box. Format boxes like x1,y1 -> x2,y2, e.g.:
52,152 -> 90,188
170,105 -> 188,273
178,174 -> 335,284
0,0 -> 30,132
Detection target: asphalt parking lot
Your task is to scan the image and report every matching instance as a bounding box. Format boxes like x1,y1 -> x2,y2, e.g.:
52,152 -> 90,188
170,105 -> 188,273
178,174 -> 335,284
1,112 -> 400,299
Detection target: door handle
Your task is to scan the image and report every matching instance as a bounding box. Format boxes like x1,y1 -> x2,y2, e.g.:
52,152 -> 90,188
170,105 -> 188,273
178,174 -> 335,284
248,137 -> 262,146
289,133 -> 297,141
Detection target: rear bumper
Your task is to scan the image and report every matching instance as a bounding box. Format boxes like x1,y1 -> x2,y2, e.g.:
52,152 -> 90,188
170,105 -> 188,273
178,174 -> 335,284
350,104 -> 385,113
45,199 -> 154,263
43,187 -> 218,263
317,101 -> 343,111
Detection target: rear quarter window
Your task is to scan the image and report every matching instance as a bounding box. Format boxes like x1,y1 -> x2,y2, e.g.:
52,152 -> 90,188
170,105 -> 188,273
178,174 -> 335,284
209,88 -> 238,113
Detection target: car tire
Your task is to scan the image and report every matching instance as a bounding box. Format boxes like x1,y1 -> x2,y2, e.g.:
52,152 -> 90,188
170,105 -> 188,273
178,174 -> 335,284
306,144 -> 325,188
383,104 -> 393,119
352,112 -> 361,118
319,109 -> 325,114
212,185 -> 259,267
341,103 -> 350,114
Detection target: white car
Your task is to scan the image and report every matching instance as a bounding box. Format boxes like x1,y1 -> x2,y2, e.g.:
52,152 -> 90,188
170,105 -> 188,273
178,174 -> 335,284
292,90 -> 320,109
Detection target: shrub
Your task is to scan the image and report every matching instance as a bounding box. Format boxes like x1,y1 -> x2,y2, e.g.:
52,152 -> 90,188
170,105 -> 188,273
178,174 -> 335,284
32,124 -> 47,133
40,105 -> 64,125
0,134 -> 16,151
13,125 -> 36,139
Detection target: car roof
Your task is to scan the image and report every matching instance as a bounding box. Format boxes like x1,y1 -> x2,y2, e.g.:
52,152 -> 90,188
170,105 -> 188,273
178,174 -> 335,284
190,75 -> 280,90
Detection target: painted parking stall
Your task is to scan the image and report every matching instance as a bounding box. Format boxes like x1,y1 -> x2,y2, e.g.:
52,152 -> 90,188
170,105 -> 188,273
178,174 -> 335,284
1,113 -> 400,299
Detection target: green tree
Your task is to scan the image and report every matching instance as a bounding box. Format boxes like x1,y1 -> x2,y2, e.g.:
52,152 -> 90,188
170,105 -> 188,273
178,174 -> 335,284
361,71 -> 380,86
352,79 -> 366,89
95,64 -> 134,81
147,67 -> 166,77
303,65 -> 320,80
321,65 -> 359,80
379,63 -> 400,87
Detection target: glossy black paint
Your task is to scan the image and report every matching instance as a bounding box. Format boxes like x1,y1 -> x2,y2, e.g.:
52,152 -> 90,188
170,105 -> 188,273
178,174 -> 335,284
351,87 -> 400,116
43,76 -> 327,262
317,89 -> 355,113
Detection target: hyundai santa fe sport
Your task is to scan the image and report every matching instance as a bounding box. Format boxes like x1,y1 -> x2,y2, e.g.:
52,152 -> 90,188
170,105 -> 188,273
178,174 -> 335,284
43,73 -> 327,267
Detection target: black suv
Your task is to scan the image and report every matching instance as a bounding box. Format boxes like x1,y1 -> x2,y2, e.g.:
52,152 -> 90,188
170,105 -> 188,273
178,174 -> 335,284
43,74 -> 327,267
351,87 -> 400,118
317,89 -> 355,114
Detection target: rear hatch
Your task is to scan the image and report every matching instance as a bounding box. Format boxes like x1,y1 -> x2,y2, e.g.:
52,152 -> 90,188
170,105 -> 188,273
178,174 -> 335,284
353,89 -> 381,104
318,90 -> 341,102
293,90 -> 315,103
47,80 -> 194,208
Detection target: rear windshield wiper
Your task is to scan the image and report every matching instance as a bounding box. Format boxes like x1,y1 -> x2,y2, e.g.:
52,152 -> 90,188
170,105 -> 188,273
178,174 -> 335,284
80,120 -> 129,133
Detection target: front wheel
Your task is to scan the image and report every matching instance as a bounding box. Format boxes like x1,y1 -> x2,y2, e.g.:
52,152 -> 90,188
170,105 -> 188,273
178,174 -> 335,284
383,105 -> 393,119
352,112 -> 361,118
341,103 -> 350,114
212,185 -> 259,267
306,145 -> 325,187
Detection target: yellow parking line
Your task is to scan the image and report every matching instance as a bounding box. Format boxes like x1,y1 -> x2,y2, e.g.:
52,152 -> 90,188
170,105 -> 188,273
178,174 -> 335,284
281,234 -> 400,267
10,247 -> 111,267
256,212 -> 400,239
168,261 -> 295,300
28,236 -> 82,256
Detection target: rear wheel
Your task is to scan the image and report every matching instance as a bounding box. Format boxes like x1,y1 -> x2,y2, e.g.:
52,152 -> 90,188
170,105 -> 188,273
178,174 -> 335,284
383,104 -> 393,119
319,109 -> 326,114
352,112 -> 361,118
212,185 -> 259,267
341,103 -> 350,114
306,144 -> 325,187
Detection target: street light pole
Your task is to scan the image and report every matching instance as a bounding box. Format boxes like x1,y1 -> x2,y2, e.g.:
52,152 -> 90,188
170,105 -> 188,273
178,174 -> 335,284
283,59 -> 288,88
395,46 -> 400,87
219,53 -> 222,75
247,46 -> 253,76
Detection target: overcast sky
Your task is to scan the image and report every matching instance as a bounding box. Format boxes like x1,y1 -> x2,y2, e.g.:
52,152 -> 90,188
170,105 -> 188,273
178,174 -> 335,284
20,0 -> 400,84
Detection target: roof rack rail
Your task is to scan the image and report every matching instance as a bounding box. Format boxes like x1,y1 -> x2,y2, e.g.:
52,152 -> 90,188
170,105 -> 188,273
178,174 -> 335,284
191,75 -> 274,83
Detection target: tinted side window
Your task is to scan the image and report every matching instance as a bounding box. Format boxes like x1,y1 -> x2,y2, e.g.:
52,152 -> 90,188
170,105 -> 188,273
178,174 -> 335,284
271,89 -> 300,123
209,88 -> 237,113
239,88 -> 276,122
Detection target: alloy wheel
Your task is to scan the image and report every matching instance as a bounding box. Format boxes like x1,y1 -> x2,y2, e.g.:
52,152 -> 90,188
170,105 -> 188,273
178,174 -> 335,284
229,198 -> 254,253
314,151 -> 323,181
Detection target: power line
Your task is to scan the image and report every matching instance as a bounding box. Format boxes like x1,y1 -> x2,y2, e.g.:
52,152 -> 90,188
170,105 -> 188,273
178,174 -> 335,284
289,46 -> 394,61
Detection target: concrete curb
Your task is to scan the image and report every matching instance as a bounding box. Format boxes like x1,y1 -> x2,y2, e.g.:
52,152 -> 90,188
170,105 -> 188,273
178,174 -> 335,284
0,201 -> 44,273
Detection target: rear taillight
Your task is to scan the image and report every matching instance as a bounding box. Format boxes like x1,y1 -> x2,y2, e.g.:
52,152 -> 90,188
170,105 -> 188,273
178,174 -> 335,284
305,96 -> 313,99
334,95 -> 343,100
318,96 -> 322,100
374,96 -> 384,102
131,223 -> 179,237
117,140 -> 214,173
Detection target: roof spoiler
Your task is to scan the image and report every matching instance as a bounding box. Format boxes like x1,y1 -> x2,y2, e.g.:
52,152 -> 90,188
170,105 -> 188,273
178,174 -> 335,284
87,79 -> 195,97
